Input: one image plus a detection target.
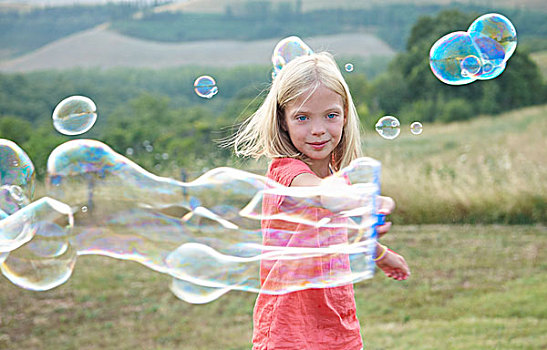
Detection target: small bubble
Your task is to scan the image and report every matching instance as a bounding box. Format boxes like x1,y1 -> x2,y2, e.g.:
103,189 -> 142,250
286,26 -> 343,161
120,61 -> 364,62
410,122 -> 423,135
52,96 -> 97,136
162,153 -> 169,160
126,148 -> 134,156
375,116 -> 400,140
194,75 -> 218,99
145,145 -> 154,153
344,63 -> 354,72
81,206 -> 88,213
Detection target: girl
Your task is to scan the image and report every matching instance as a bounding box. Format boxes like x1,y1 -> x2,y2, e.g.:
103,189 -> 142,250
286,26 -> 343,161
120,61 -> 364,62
232,52 -> 410,350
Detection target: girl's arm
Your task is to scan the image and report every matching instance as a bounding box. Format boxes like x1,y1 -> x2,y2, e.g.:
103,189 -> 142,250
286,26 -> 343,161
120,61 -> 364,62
293,173 -> 410,281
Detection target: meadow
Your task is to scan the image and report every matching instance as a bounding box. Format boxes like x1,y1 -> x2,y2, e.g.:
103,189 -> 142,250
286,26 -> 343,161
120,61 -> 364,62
0,105 -> 545,349
0,225 -> 544,349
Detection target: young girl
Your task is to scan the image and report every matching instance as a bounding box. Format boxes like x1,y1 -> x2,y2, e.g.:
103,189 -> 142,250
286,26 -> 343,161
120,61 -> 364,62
232,52 -> 410,350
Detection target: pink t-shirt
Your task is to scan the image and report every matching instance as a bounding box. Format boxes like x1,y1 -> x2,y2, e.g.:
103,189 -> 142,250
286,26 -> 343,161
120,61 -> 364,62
252,158 -> 363,350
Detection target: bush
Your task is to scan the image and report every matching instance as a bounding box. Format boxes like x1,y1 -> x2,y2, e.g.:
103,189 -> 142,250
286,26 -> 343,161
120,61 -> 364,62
438,98 -> 474,123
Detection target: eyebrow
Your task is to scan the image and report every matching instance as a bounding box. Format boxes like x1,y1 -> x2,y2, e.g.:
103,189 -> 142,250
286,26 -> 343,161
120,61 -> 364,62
291,105 -> 343,115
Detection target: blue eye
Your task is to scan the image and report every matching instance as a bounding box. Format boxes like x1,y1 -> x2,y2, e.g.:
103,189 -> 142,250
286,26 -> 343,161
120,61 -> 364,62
296,115 -> 307,121
327,113 -> 338,119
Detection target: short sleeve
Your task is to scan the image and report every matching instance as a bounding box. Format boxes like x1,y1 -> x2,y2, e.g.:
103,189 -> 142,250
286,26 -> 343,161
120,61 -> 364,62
267,158 -> 315,186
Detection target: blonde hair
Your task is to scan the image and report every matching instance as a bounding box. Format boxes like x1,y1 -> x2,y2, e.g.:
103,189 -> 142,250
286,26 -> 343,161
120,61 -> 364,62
232,52 -> 362,171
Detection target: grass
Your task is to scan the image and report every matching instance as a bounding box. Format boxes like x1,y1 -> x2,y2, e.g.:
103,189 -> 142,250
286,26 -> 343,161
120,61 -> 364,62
363,104 -> 547,224
0,225 -> 545,349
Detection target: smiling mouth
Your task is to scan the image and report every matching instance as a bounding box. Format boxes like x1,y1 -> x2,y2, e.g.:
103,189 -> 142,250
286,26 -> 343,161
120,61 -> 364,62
308,140 -> 329,148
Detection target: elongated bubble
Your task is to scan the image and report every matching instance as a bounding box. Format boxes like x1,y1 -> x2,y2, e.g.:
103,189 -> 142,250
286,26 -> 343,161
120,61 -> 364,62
2,139 -> 384,302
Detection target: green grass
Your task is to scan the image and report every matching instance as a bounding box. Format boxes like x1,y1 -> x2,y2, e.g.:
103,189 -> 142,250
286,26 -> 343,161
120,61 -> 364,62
0,225 -> 545,349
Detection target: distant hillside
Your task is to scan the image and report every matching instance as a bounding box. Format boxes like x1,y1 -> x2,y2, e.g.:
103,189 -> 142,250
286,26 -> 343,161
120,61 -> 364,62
0,27 -> 395,72
154,0 -> 547,14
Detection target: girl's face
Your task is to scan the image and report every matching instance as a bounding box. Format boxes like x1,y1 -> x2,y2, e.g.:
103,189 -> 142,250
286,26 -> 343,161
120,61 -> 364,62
283,84 -> 346,174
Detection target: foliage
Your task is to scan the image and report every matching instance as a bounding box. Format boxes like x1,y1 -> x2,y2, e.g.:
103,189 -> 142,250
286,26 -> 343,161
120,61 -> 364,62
372,10 -> 546,122
2,2 -> 546,60
0,3 -> 139,59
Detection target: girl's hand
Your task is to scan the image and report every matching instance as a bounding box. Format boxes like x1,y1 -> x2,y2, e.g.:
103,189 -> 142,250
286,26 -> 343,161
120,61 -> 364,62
376,196 -> 395,238
376,248 -> 410,281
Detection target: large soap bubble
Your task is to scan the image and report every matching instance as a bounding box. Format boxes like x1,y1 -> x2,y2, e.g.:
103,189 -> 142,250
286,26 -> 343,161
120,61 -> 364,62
429,13 -> 517,85
271,36 -> 313,78
52,96 -> 97,135
1,139 -> 385,302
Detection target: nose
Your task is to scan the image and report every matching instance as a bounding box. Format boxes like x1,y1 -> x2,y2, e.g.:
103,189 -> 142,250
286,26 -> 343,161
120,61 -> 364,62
310,119 -> 326,136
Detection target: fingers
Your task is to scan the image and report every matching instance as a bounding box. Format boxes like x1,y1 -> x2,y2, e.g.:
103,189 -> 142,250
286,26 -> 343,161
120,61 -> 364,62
378,196 -> 395,214
376,221 -> 392,238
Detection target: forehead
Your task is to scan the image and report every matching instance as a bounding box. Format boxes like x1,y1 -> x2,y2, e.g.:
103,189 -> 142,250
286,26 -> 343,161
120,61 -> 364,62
286,84 -> 344,113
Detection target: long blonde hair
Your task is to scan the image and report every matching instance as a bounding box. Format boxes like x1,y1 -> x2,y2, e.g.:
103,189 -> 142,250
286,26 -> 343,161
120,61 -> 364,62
232,52 -> 362,171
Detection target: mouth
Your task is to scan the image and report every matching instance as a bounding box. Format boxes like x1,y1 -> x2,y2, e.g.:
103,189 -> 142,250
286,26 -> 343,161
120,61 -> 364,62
307,140 -> 329,149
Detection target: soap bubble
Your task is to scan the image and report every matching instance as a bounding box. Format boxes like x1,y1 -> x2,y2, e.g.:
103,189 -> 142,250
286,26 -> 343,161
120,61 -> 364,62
194,75 -> 218,99
429,13 -> 517,85
271,36 -> 313,77
0,139 -> 35,209
375,116 -> 401,140
1,139 -> 385,301
410,122 -> 423,135
52,96 -> 97,136
468,13 -> 517,61
430,31 -> 482,85
345,63 -> 354,72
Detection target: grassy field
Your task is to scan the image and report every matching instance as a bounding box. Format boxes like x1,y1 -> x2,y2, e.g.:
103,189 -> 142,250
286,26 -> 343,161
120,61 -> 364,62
0,225 -> 545,349
362,104 -> 546,225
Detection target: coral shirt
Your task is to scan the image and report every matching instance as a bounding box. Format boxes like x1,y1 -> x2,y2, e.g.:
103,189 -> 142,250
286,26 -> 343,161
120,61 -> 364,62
252,158 -> 363,350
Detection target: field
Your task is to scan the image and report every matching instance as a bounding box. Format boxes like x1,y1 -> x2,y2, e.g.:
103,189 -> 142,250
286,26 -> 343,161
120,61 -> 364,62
0,103 -> 545,349
0,28 -> 394,72
363,104 -> 546,225
156,0 -> 547,13
0,225 -> 545,349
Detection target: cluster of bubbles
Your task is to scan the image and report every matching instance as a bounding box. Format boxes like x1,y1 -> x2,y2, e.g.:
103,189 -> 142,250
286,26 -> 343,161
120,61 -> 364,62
52,96 -> 97,136
429,13 -> 517,85
375,116 -> 423,140
193,75 -> 218,99
271,36 -> 314,79
1,138 -> 385,303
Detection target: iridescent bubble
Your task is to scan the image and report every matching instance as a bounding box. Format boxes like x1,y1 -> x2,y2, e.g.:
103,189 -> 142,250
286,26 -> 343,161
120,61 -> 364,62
375,116 -> 401,140
460,55 -> 481,76
271,36 -> 313,77
193,75 -> 218,99
345,63 -> 354,72
468,13 -> 517,61
0,139 -> 35,209
410,122 -> 423,135
429,31 -> 482,85
429,13 -> 517,85
52,96 -> 97,136
2,139 -> 387,301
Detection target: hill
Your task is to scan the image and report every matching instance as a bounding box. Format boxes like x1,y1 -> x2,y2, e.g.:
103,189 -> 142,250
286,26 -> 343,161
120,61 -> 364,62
154,0 -> 547,13
0,27 -> 395,72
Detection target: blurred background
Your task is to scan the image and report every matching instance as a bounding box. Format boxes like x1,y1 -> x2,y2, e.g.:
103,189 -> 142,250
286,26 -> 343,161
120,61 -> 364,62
0,0 -> 545,349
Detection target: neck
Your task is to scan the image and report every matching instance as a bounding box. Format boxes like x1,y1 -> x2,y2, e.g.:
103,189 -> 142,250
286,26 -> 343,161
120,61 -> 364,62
308,158 -> 331,178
